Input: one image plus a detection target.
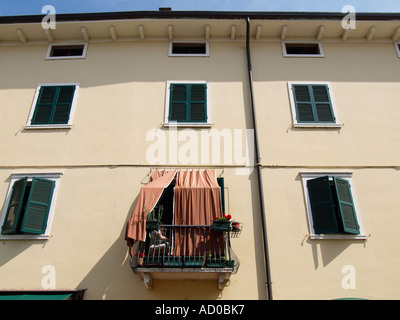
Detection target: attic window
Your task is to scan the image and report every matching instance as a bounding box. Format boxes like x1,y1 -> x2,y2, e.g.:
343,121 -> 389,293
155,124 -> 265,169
46,43 -> 87,59
282,42 -> 324,57
169,41 -> 209,57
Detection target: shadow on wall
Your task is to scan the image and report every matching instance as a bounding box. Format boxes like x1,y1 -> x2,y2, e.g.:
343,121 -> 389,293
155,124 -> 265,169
76,195 -> 223,300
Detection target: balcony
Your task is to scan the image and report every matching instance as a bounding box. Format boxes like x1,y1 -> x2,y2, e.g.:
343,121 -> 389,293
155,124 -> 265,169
130,223 -> 241,289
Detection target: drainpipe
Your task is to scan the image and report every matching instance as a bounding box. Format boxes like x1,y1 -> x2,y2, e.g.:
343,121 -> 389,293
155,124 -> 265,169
245,16 -> 273,300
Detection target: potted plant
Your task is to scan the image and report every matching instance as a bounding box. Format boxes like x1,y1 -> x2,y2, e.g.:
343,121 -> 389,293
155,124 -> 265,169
183,256 -> 204,268
231,221 -> 242,232
206,253 -> 227,268
145,205 -> 164,231
212,214 -> 232,231
163,256 -> 182,267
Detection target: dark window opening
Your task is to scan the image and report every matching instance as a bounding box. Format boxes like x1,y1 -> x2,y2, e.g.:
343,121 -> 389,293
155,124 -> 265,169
172,43 -> 207,55
285,43 -> 320,55
153,182 -> 175,226
50,45 -> 85,57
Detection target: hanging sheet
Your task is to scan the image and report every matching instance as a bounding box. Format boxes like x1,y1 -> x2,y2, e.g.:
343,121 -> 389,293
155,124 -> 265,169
172,169 -> 223,256
125,169 -> 176,246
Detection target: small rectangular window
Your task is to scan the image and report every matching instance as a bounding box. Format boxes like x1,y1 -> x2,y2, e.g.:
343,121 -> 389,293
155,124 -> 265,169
282,42 -> 324,57
46,43 -> 87,59
169,41 -> 209,57
394,42 -> 400,58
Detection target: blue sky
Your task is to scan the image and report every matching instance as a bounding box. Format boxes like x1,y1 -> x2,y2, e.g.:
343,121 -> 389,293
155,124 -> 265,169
0,0 -> 400,16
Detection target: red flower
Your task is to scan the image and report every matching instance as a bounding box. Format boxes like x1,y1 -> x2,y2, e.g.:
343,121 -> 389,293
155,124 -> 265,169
227,214 -> 232,220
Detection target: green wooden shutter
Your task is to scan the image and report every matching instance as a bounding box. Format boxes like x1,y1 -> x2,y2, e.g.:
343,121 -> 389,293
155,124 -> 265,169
189,84 -> 207,122
1,178 -> 28,235
31,86 -> 75,125
20,178 -> 55,235
292,84 -> 335,123
32,87 -> 57,124
52,86 -> 75,124
307,176 -> 339,234
333,177 -> 359,234
169,83 -> 207,122
169,84 -> 187,121
217,177 -> 225,214
311,85 -> 335,122
293,85 -> 314,122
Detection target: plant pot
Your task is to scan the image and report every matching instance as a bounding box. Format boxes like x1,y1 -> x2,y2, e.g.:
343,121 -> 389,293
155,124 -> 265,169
231,222 -> 241,231
212,220 -> 231,231
206,259 -> 235,268
146,220 -> 160,231
183,256 -> 204,268
142,256 -> 162,266
206,259 -> 226,268
163,256 -> 182,267
225,260 -> 235,268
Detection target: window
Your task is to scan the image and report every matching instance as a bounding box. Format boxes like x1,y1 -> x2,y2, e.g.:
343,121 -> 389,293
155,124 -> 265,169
0,173 -> 62,240
26,84 -> 79,129
288,82 -> 341,127
282,41 -> 324,57
394,42 -> 400,58
168,41 -> 209,57
164,81 -> 211,126
46,43 -> 87,59
301,172 -> 366,240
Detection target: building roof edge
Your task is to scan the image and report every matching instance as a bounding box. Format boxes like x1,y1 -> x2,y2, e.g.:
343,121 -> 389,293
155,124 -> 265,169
1,11 -> 400,24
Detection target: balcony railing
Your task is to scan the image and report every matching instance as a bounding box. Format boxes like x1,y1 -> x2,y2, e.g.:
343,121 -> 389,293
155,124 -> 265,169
130,224 -> 240,288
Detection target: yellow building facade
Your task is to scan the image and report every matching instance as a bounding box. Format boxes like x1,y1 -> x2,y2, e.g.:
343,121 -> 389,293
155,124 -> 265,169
0,11 -> 399,300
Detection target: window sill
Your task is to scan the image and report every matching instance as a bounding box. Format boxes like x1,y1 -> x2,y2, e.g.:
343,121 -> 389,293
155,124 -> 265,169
163,122 -> 212,128
25,124 -> 72,130
0,234 -> 50,240
45,56 -> 86,60
283,54 -> 324,58
310,234 -> 367,240
293,123 -> 342,128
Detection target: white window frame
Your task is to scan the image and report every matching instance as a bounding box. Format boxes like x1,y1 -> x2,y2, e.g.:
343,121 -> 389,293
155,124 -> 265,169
45,42 -> 88,60
287,81 -> 341,128
394,42 -> 400,58
163,80 -> 212,127
168,40 -> 210,57
25,83 -> 80,129
0,172 -> 63,240
282,41 -> 324,58
300,171 -> 367,240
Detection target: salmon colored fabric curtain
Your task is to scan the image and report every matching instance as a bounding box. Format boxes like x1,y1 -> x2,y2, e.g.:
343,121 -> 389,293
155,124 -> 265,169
173,169 -> 222,225
125,170 -> 176,246
173,170 -> 223,256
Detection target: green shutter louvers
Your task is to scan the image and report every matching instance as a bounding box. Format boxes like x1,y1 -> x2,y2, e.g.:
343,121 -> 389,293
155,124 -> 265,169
292,84 -> 335,123
169,83 -> 207,123
307,176 -> 339,234
1,178 -> 28,235
1,177 -> 55,235
333,177 -> 360,235
307,176 -> 360,235
31,86 -> 75,125
20,178 -> 55,234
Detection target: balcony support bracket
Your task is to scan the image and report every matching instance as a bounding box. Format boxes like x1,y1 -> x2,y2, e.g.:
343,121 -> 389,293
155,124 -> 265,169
143,272 -> 153,289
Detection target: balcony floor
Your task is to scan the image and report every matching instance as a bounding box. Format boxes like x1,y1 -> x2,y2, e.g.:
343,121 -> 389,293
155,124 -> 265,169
135,267 -> 233,289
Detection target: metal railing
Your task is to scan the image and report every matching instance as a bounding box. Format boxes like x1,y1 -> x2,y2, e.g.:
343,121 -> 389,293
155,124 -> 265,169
131,224 -> 239,274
